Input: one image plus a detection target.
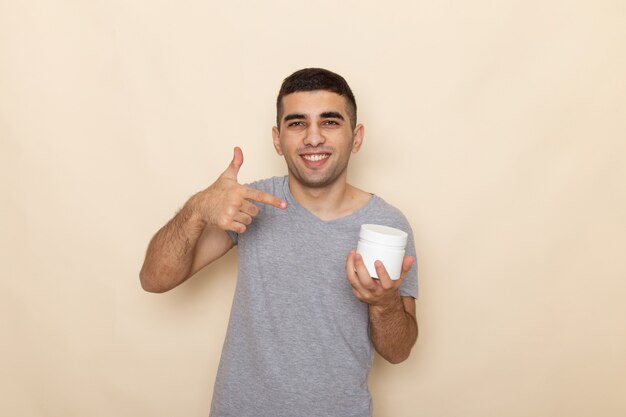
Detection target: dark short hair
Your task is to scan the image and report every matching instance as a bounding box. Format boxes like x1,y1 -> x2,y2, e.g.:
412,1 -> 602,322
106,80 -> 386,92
276,68 -> 357,129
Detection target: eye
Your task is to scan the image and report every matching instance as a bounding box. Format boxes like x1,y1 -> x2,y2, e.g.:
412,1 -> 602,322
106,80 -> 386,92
288,121 -> 305,127
323,120 -> 340,126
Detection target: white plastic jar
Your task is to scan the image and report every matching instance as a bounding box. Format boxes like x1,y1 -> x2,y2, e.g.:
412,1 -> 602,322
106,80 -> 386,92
356,224 -> 408,280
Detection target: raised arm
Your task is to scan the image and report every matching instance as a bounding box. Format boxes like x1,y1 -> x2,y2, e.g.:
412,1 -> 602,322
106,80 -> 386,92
346,251 -> 418,364
139,147 -> 287,293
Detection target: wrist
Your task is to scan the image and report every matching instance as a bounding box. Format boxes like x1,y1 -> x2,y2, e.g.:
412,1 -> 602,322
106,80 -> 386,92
369,291 -> 403,315
181,194 -> 207,228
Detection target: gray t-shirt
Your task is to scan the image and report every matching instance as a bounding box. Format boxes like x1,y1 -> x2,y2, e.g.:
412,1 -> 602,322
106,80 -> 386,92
210,176 -> 418,417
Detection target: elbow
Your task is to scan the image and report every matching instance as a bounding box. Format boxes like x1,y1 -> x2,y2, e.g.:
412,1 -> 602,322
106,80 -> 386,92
391,354 -> 410,365
379,328 -> 418,365
139,268 -> 168,293
385,320 -> 419,364
384,349 -> 412,365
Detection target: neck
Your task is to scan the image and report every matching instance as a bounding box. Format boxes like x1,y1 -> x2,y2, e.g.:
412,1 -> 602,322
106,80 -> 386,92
287,175 -> 370,221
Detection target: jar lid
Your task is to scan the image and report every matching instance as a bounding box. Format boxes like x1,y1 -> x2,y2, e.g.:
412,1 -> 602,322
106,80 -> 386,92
359,224 -> 408,247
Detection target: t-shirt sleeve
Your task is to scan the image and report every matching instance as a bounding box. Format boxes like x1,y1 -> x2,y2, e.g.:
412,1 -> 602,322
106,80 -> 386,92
399,225 -> 419,299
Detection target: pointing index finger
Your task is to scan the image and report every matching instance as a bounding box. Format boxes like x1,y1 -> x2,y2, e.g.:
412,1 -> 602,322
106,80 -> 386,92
243,187 -> 288,209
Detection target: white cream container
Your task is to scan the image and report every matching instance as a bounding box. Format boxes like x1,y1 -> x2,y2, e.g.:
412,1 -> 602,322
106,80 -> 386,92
356,224 -> 408,280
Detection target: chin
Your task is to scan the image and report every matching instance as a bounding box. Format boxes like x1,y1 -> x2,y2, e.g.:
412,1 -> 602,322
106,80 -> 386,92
287,160 -> 346,189
293,172 -> 341,189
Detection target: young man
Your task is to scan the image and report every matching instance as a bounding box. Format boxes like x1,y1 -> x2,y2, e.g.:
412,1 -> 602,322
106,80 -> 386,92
140,68 -> 418,417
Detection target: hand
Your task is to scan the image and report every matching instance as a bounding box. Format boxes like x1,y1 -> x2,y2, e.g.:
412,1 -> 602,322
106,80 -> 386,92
191,147 -> 287,233
346,250 -> 414,307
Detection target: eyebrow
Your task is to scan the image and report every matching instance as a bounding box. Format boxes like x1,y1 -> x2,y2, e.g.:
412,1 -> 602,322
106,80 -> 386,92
283,111 -> 345,123
283,113 -> 306,122
320,111 -> 345,120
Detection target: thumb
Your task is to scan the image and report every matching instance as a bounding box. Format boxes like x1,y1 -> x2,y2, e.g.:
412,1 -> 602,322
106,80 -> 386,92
221,146 -> 244,180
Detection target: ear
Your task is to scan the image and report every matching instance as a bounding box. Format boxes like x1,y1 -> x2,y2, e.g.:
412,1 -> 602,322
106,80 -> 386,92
272,126 -> 283,155
351,124 -> 364,153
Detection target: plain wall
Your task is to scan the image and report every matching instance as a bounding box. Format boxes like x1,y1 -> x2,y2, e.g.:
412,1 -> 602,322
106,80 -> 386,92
2,1 -> 625,416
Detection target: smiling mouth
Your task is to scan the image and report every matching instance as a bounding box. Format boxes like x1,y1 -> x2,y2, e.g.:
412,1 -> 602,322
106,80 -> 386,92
301,153 -> 331,162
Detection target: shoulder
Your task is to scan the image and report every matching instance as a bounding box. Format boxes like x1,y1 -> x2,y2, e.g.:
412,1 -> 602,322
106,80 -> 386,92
368,195 -> 413,233
370,195 -> 410,220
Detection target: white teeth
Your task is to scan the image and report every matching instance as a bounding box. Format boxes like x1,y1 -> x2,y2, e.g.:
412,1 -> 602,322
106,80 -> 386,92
302,154 -> 330,162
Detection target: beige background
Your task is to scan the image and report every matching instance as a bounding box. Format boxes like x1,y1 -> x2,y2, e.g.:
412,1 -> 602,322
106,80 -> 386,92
2,1 -> 625,416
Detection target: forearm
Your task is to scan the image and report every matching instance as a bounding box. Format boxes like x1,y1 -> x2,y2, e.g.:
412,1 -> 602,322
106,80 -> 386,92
140,200 -> 206,293
369,294 -> 418,364
139,147 -> 287,293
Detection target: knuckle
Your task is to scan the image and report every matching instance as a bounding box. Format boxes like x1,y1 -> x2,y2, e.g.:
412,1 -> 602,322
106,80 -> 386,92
229,197 -> 243,209
217,215 -> 230,229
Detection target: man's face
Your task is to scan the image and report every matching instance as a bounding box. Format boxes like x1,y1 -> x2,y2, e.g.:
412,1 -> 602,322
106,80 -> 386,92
272,90 -> 364,189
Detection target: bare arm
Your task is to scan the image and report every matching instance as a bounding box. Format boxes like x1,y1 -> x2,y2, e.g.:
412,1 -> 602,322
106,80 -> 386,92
139,147 -> 287,293
346,251 -> 418,363
369,295 -> 417,364
139,201 -> 234,293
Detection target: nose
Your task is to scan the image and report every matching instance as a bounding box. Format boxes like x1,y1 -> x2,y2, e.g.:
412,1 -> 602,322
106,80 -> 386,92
303,124 -> 326,147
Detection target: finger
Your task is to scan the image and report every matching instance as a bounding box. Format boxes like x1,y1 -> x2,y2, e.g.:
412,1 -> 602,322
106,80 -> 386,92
244,187 -> 287,209
374,261 -> 394,290
233,211 -> 253,226
239,199 -> 260,217
354,253 -> 377,290
220,146 -> 244,181
224,219 -> 246,234
398,256 -> 415,280
346,250 -> 366,293
376,255 -> 414,285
